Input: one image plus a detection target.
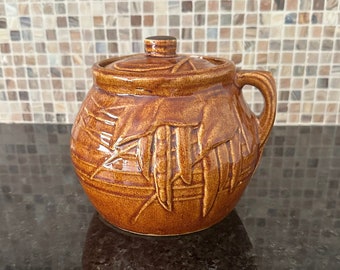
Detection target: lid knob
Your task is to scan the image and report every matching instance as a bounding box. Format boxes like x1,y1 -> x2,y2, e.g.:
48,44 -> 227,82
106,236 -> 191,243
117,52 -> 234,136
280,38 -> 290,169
144,36 -> 177,57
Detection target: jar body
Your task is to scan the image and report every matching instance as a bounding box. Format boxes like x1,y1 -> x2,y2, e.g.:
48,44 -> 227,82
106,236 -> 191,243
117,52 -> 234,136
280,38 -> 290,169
70,81 -> 261,235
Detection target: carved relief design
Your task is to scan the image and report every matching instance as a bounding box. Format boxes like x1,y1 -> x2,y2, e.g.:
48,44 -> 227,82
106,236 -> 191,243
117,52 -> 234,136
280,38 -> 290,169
108,55 -> 223,74
72,85 -> 260,222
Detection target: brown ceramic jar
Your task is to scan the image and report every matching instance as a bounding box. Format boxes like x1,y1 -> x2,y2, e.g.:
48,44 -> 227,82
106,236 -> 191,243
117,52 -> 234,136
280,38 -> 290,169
70,36 -> 276,236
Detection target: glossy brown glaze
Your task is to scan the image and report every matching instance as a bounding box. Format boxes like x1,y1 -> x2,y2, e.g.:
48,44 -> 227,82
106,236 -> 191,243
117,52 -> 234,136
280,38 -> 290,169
70,36 -> 277,235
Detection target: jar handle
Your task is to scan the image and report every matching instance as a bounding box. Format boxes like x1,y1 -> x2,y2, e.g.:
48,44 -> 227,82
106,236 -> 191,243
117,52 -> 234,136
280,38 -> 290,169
235,70 -> 277,148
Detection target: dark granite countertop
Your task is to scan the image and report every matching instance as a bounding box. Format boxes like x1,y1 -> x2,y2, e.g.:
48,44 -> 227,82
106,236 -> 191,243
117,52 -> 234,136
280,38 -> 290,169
0,124 -> 339,269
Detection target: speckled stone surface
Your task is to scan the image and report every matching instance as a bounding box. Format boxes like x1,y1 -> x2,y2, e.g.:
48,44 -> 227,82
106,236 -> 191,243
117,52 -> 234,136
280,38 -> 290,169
0,124 -> 340,269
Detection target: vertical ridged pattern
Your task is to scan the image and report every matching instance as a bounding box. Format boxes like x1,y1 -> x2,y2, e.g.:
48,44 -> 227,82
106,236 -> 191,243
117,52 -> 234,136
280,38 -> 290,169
216,143 -> 230,191
175,126 -> 192,185
229,130 -> 242,193
137,134 -> 153,181
153,125 -> 173,211
202,149 -> 220,217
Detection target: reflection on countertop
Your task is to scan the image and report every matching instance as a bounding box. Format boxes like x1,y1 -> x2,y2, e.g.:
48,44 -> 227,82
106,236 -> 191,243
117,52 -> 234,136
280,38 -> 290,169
83,211 -> 255,269
0,124 -> 339,269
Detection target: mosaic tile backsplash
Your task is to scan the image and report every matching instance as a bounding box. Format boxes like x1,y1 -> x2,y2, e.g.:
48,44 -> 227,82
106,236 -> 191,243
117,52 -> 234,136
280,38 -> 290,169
0,0 -> 339,124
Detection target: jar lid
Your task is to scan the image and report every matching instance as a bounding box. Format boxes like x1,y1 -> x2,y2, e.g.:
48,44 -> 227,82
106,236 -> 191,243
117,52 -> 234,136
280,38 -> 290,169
93,36 -> 235,96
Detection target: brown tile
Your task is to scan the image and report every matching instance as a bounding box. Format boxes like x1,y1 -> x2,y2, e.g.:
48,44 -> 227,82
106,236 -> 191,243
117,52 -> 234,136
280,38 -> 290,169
51,79 -> 62,90
260,0 -> 272,11
280,78 -> 291,88
246,27 -> 257,38
144,15 -> 154,26
22,114 -> 32,122
57,42 -> 69,53
0,18 -> 7,28
256,41 -> 268,51
194,28 -> 205,39
256,54 -> 267,64
7,90 -> 17,100
324,26 -> 336,37
313,0 -> 325,10
207,1 -> 219,11
298,13 -> 310,24
278,103 -> 288,113
105,29 -> 117,40
207,41 -> 217,52
220,0 -> 232,10
93,16 -> 104,27
43,103 -> 54,113
326,103 -> 338,113
65,92 -> 76,102
220,28 -> 231,38
6,79 -> 16,90
232,27 -> 243,39
312,114 -> 324,123
297,26 -> 309,38
0,44 -> 10,53
57,17 -> 67,27
131,16 -> 141,26
143,1 -> 154,12
246,14 -> 258,25
182,1 -> 193,12
62,68 -> 73,78
232,54 -> 242,64
286,0 -> 298,10
289,103 -> 301,113
208,14 -> 218,25
295,52 -> 307,63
